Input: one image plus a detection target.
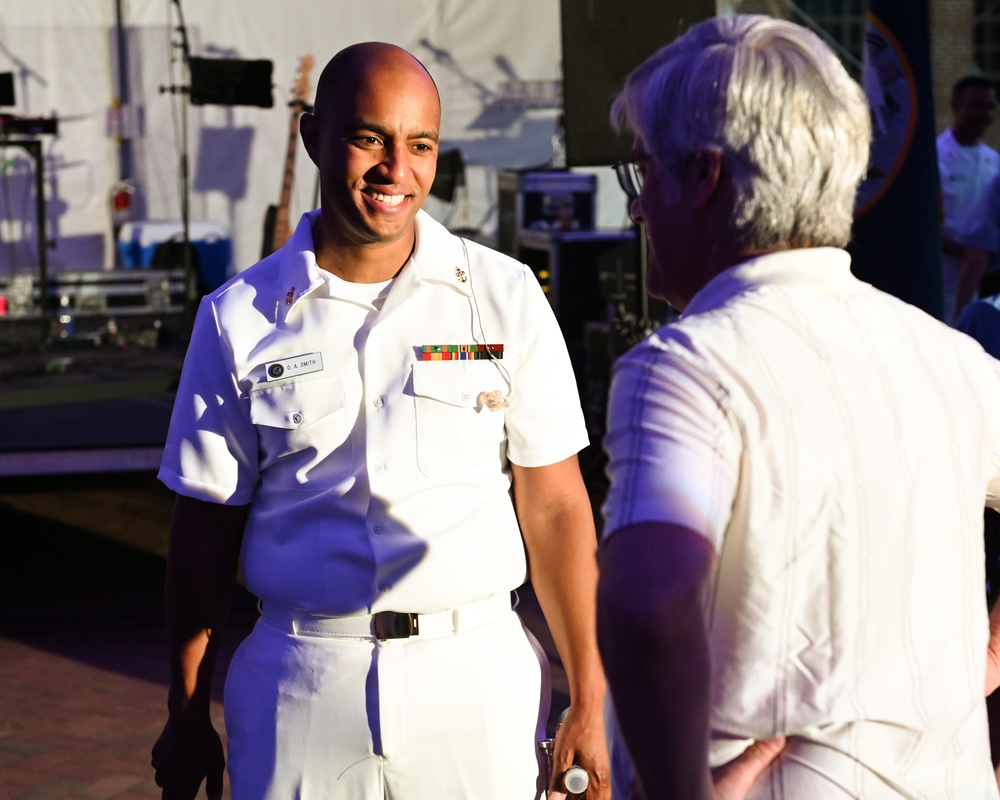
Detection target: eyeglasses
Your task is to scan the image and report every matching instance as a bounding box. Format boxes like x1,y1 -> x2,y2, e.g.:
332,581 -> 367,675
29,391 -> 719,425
613,159 -> 646,201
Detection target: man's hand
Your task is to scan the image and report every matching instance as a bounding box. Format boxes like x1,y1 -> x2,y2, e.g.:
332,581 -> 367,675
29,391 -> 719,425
710,738 -> 785,800
988,641 -> 1000,697
151,716 -> 226,800
547,704 -> 610,798
987,602 -> 1000,697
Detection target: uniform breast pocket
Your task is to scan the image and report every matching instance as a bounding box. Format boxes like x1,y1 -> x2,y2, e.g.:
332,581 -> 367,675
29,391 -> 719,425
411,361 -> 507,480
249,375 -> 354,490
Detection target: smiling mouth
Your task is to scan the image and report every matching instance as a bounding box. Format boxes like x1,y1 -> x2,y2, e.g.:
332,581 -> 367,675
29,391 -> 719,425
368,190 -> 406,207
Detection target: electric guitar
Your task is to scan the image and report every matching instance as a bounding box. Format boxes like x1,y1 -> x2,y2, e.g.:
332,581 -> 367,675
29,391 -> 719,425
261,55 -> 314,258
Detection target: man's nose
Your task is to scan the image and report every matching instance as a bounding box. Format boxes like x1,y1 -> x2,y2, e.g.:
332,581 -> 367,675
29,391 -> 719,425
629,195 -> 644,224
381,143 -> 411,183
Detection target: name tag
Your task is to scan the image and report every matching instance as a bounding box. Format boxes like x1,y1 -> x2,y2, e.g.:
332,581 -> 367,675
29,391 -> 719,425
264,352 -> 324,381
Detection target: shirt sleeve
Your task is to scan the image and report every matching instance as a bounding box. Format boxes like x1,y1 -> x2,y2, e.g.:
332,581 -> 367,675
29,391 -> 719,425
954,299 -> 1000,360
157,297 -> 259,505
601,338 -> 741,553
985,354 -> 1000,510
502,265 -> 589,468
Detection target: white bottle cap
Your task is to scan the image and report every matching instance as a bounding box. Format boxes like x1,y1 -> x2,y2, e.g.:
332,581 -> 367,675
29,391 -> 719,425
564,765 -> 589,794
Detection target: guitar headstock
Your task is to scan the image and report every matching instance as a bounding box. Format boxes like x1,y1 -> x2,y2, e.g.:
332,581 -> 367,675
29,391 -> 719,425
290,55 -> 314,109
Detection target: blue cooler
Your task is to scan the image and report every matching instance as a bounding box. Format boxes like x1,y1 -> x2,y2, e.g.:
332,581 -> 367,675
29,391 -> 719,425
118,220 -> 233,291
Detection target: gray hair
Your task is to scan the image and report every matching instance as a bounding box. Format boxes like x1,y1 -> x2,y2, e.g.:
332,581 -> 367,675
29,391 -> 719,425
611,14 -> 871,249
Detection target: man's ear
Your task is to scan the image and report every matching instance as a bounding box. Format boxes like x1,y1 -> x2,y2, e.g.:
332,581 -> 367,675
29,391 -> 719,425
299,112 -> 320,168
688,148 -> 724,209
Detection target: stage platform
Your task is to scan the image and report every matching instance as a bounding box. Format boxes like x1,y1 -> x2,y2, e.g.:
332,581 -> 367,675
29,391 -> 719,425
0,267 -> 187,320
0,270 -> 189,476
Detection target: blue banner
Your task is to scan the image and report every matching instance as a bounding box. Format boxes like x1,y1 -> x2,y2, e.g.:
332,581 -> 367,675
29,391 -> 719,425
849,0 -> 943,318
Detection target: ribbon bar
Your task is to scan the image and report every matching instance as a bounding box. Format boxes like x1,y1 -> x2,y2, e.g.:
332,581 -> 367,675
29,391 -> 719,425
419,344 -> 504,361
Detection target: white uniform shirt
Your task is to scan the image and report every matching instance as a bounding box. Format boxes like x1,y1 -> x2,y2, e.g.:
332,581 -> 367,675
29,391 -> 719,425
938,129 -> 1000,320
960,172 -> 1000,256
159,210 -> 588,615
603,248 -> 1000,799
938,129 -> 1000,244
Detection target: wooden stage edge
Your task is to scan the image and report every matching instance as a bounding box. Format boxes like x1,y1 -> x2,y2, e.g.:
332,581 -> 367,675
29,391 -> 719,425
0,446 -> 164,477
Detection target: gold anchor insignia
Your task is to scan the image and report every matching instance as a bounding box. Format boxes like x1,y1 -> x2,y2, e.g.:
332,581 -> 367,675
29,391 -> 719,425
454,267 -> 468,283
286,287 -> 295,305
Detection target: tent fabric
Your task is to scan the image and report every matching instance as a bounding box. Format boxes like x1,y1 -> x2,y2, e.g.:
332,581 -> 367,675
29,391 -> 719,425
0,0 -> 564,275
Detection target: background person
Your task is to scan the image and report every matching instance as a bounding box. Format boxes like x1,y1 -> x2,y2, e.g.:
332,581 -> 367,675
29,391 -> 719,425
938,75 -> 999,321
954,168 -> 1000,324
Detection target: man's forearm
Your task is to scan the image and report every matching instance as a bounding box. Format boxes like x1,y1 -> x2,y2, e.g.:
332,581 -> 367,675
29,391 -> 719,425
955,248 -> 992,318
527,512 -> 605,709
597,523 -> 716,800
164,496 -> 248,720
942,236 -> 965,258
512,456 -> 610,797
513,457 -> 604,706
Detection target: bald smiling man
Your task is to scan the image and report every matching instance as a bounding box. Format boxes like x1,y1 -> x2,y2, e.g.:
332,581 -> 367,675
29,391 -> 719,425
151,43 -> 608,800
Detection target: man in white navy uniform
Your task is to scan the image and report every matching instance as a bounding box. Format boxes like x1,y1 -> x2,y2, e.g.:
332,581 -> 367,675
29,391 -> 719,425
150,43 -> 608,800
595,15 -> 1000,800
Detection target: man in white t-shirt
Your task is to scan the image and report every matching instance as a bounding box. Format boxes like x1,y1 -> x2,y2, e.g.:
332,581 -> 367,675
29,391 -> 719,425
597,16 -> 1000,800
937,75 -> 999,321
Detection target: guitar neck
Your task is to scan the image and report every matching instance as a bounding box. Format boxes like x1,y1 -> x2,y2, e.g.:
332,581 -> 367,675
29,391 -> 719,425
270,103 -> 305,252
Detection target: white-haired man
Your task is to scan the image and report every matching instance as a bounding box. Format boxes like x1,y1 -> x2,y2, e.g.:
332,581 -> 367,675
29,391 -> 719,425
597,14 -> 1000,800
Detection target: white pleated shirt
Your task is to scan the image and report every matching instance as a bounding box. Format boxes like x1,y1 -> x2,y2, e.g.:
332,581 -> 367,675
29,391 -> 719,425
603,247 -> 1000,799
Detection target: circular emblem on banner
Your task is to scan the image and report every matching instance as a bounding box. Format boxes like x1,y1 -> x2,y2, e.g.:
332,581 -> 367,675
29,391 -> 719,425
855,13 -> 918,216
268,364 -> 284,379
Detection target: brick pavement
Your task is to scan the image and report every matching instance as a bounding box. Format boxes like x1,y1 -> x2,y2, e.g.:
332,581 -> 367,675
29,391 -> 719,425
0,473 -> 577,800
0,482 -> 253,800
0,635 -> 214,800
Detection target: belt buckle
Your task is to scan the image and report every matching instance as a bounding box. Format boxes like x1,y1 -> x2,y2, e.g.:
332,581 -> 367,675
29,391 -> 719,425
373,611 -> 419,640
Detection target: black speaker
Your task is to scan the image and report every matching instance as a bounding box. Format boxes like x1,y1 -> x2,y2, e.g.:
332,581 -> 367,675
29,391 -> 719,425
190,58 -> 274,108
559,0 -> 715,166
430,149 -> 465,203
0,72 -> 13,107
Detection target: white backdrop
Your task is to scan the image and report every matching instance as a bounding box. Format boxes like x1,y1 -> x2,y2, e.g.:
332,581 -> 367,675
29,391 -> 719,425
0,0 -> 628,278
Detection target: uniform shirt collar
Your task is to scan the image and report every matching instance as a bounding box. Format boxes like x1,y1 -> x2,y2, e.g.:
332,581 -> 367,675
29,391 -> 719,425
278,208 -> 473,316
277,209 -> 328,315
408,210 -> 474,296
684,247 -> 860,317
941,127 -> 982,154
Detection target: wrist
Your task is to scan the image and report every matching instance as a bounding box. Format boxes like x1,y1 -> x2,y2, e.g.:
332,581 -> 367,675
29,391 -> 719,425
167,692 -> 213,725
566,680 -> 607,716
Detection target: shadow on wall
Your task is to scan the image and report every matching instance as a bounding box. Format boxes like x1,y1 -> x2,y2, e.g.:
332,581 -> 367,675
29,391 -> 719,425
0,150 -> 108,273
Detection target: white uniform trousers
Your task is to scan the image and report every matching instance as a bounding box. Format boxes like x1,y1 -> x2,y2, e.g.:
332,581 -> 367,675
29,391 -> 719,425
224,601 -> 550,799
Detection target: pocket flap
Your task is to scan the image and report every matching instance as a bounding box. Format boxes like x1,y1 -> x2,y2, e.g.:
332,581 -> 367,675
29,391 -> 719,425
249,375 -> 347,428
411,361 -> 503,408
